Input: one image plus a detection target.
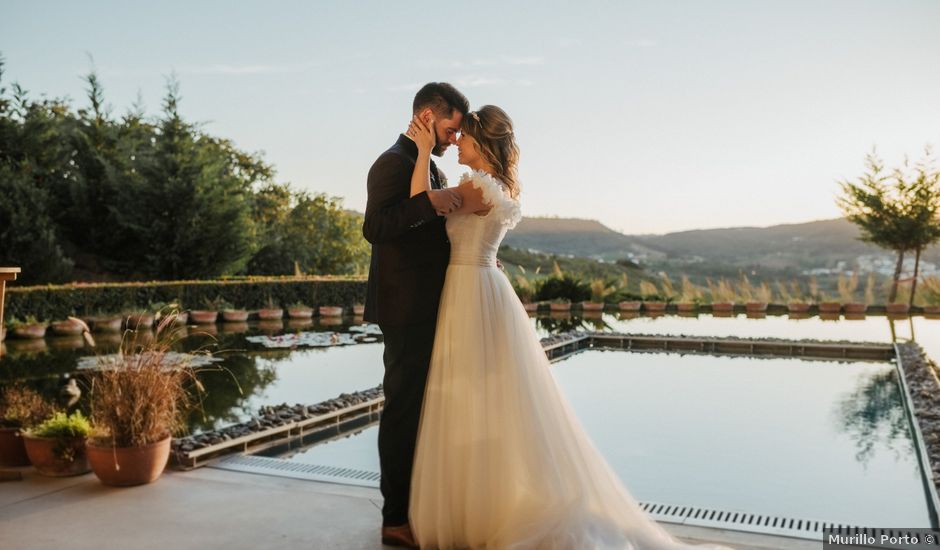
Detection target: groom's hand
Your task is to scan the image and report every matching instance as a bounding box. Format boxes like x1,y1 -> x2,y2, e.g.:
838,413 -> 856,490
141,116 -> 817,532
428,188 -> 462,215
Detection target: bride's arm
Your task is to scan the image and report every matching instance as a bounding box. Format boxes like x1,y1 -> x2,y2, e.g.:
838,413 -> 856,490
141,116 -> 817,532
409,124 -> 433,199
450,180 -> 491,216
408,115 -> 462,215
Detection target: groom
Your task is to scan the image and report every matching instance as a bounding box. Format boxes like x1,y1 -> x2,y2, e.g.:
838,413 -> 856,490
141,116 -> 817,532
362,82 -> 469,547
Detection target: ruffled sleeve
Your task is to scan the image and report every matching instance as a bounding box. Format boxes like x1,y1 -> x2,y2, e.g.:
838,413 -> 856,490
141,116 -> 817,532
459,170 -> 522,229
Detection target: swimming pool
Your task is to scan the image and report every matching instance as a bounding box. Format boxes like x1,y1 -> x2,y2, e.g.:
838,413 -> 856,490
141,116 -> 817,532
275,348 -> 930,529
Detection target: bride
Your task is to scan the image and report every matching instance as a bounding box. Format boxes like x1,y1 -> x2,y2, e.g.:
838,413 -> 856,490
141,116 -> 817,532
403,106 -> 730,550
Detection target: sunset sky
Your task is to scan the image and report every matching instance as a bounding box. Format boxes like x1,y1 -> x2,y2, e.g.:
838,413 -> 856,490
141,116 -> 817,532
4,0 -> 939,234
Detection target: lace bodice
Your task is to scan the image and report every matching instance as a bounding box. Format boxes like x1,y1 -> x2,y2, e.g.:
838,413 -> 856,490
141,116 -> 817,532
445,170 -> 522,267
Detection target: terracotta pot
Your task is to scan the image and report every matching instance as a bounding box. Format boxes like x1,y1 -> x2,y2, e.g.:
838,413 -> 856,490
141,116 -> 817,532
171,311 -> 189,325
0,427 -> 30,466
924,305 -> 940,314
523,303 -> 538,312
189,310 -> 218,324
12,324 -> 48,339
746,311 -> 767,319
287,307 -> 314,319
676,303 -> 697,312
124,313 -> 154,330
50,319 -> 84,336
710,302 -> 734,312
257,319 -> 284,333
219,322 -> 249,334
843,303 -> 867,314
642,301 -> 666,312
222,309 -> 249,322
352,304 -> 366,316
85,316 -> 123,332
549,302 -> 571,312
319,306 -> 344,317
787,302 -> 810,313
581,302 -> 604,311
886,303 -> 910,314
287,318 -> 313,330
618,301 -> 641,311
818,302 -> 842,313
745,302 -> 768,312
22,434 -> 90,477
257,308 -> 283,320
86,434 -> 171,487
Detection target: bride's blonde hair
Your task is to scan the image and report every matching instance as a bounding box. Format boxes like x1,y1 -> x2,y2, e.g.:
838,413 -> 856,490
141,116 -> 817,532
460,105 -> 520,198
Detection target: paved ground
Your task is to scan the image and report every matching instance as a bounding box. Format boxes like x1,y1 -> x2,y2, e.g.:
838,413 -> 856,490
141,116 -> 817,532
0,464 -> 821,550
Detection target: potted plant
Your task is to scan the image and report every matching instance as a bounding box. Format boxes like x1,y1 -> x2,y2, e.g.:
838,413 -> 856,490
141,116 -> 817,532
287,302 -> 314,319
782,280 -> 811,313
257,297 -> 283,320
639,280 -> 665,311
352,304 -> 366,316
189,296 -> 224,324
221,300 -> 249,322
319,305 -> 344,317
83,311 -> 124,332
22,410 -> 92,477
743,277 -> 771,313
920,276 -> 940,315
8,316 -> 48,339
675,276 -> 702,312
50,312 -> 84,336
0,385 -> 55,467
548,298 -> 570,312
707,278 -> 736,312
840,272 -> 867,314
582,279 -> 613,311
124,303 -> 156,330
82,315 -> 204,486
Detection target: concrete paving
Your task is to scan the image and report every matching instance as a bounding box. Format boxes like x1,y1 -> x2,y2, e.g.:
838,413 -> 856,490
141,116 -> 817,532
0,463 -> 819,550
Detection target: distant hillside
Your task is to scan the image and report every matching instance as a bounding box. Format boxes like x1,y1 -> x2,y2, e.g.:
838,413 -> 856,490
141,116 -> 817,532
504,216 -> 940,272
505,217 -> 662,260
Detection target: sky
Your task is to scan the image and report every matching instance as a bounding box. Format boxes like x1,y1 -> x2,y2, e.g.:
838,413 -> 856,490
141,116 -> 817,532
3,0 -> 939,235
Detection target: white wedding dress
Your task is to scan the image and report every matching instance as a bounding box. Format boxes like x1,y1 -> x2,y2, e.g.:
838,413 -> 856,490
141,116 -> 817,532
409,171 -> 731,550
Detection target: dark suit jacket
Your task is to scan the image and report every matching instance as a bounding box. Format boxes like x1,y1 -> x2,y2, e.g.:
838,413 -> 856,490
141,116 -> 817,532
363,134 -> 450,326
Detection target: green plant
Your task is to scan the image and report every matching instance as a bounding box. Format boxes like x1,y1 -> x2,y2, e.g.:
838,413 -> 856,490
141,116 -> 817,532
706,278 -> 736,303
679,276 -> 704,303
775,280 -> 791,303
27,411 -> 92,439
838,272 -> 859,303
0,385 -> 55,429
639,280 -> 660,300
513,275 -> 537,303
659,274 -> 678,302
588,278 -> 617,303
864,273 -> 876,305
917,276 -> 940,306
534,274 -> 590,303
6,315 -> 45,329
289,301 -> 311,309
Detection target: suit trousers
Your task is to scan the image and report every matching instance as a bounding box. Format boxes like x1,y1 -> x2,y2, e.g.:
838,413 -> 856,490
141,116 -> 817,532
378,320 -> 437,526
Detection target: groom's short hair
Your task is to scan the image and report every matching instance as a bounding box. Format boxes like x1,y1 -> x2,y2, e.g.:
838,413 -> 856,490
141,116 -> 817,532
413,82 -> 469,120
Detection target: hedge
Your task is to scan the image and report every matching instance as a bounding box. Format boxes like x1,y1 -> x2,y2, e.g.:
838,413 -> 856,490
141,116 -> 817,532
4,276 -> 367,322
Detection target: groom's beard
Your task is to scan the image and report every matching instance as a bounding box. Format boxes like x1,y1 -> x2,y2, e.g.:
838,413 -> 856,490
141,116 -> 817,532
432,144 -> 448,157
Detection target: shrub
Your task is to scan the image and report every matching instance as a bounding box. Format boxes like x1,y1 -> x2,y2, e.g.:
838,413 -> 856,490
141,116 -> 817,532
0,385 -> 55,429
27,411 -> 92,439
535,274 -> 591,303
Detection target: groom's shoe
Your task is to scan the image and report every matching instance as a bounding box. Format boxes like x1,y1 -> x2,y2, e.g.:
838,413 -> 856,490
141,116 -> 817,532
381,523 -> 419,548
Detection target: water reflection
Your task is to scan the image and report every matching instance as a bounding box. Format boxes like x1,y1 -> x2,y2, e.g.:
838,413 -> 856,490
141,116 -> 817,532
834,369 -> 911,465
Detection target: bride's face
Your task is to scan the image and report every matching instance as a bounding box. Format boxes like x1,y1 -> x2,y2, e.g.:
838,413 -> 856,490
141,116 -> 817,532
456,133 -> 482,167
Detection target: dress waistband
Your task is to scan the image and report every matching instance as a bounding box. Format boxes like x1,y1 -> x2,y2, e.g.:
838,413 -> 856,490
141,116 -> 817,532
449,251 -> 496,267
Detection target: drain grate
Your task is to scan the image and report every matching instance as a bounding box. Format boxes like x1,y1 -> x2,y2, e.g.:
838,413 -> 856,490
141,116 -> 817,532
211,454 -> 381,487
211,454 -> 860,541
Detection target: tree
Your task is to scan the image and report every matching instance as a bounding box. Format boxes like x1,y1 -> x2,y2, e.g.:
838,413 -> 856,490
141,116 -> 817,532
837,148 -> 940,304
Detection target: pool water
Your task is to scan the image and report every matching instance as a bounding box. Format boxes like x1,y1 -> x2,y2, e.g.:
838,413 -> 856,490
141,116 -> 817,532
282,349 -> 929,528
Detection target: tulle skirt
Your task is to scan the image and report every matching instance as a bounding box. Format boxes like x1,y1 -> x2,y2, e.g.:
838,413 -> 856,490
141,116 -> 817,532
409,265 -> 731,549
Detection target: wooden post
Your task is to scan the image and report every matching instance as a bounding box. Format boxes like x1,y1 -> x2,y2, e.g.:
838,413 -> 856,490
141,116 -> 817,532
0,268 -> 21,360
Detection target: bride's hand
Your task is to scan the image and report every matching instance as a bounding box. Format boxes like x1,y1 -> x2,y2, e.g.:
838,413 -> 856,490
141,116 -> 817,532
408,115 -> 436,155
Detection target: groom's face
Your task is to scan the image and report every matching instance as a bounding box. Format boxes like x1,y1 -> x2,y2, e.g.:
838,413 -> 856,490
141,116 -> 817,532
422,108 -> 463,157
